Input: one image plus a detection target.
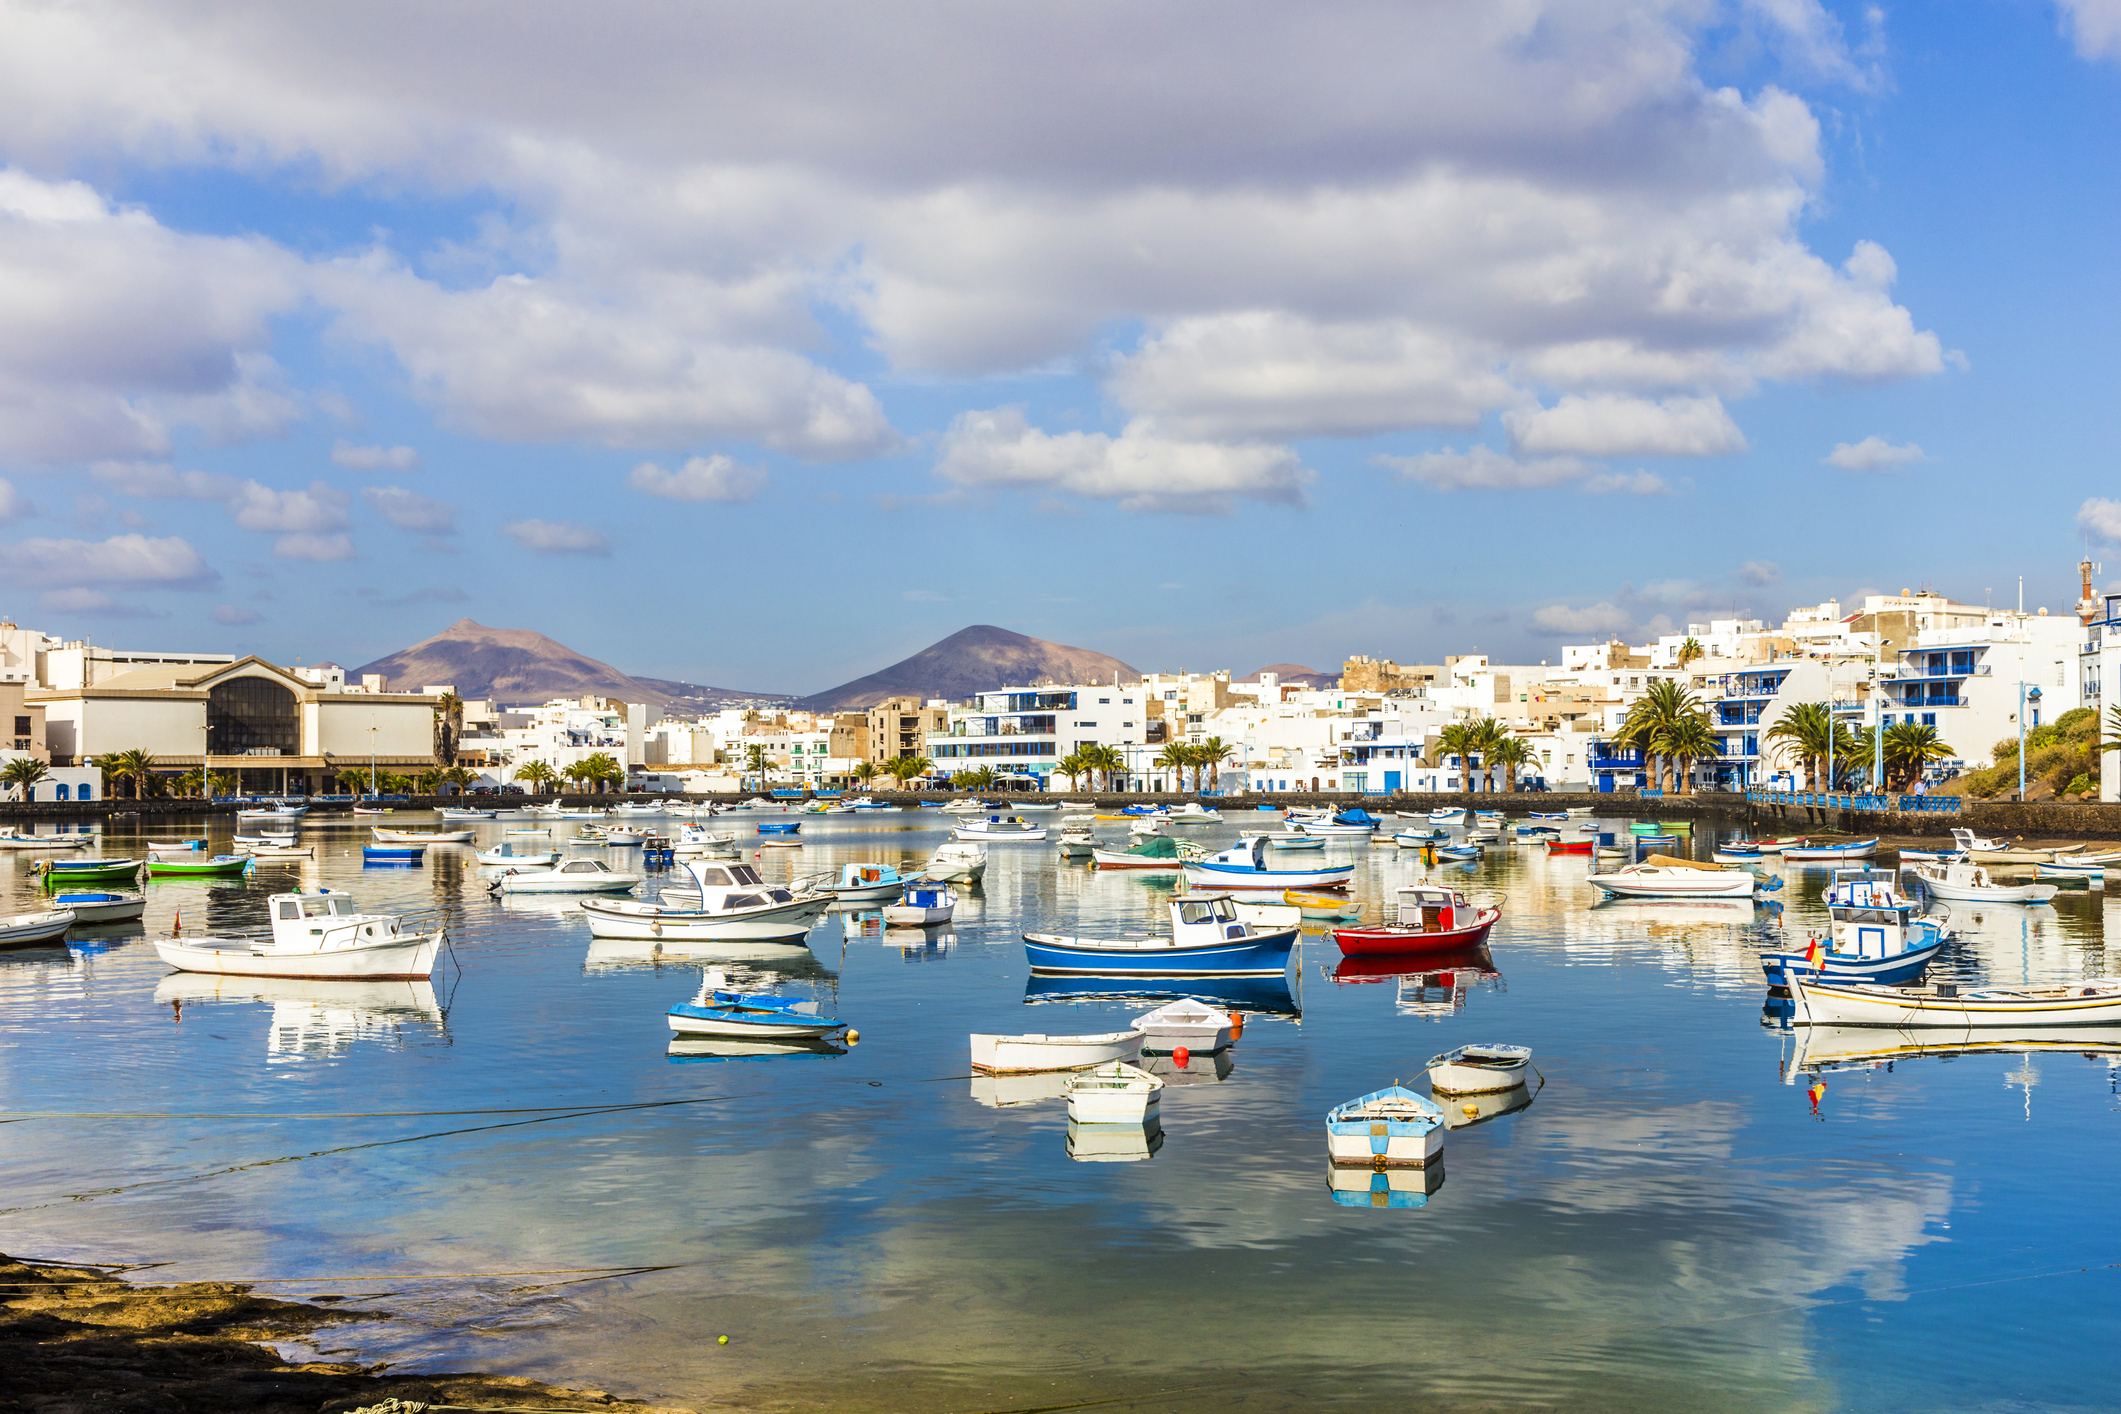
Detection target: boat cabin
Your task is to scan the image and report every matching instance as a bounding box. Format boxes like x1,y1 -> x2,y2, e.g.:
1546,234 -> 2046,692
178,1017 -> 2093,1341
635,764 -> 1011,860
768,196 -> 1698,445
1171,895 -> 1255,943
267,890 -> 402,951
681,860 -> 798,909
1394,885 -> 1472,932
838,863 -> 903,888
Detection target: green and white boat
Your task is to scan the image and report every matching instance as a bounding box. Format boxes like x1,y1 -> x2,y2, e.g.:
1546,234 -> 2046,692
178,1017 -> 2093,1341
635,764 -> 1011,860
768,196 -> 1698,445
146,854 -> 256,880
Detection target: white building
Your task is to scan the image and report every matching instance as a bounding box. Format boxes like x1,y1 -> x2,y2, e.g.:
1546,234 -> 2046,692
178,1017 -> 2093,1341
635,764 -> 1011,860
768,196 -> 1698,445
929,684 -> 1150,789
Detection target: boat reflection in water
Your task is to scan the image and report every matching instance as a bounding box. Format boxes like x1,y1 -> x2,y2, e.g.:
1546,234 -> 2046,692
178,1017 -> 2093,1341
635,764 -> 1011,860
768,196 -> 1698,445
1330,946 -> 1502,1019
970,1070 -> 1073,1108
1327,1163 -> 1446,1208
582,936 -> 835,983
884,924 -> 956,960
1782,1023 -> 2121,1082
1021,972 -> 1301,1021
1140,1048 -> 1235,1086
1066,1116 -> 1164,1162
152,973 -> 445,1058
667,1034 -> 848,1064
1438,1082 -> 1535,1129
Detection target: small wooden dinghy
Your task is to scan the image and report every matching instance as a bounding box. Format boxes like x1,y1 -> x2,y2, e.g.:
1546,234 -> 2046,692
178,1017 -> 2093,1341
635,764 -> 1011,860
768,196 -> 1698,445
1269,834 -> 1326,851
1130,997 -> 1235,1053
372,828 -> 475,844
49,891 -> 145,924
0,909 -> 76,948
1326,1084 -> 1444,1169
147,854 -> 255,879
1064,1061 -> 1163,1123
36,858 -> 142,886
1426,1043 -> 1533,1094
970,1028 -> 1144,1073
667,972 -> 848,1041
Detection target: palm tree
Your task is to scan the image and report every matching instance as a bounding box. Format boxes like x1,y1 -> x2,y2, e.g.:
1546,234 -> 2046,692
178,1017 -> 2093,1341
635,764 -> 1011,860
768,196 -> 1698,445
1653,712 -> 1719,795
1617,680 -> 1706,793
170,766 -> 205,798
415,766 -> 444,795
1883,721 -> 1955,791
1765,702 -> 1836,791
1436,723 -> 1481,793
888,755 -> 932,790
1487,736 -> 1532,793
1,757 -> 50,800
336,766 -> 370,796
439,764 -> 478,795
581,753 -> 624,794
1677,637 -> 1705,670
209,771 -> 240,798
1057,750 -> 1089,793
561,760 -> 596,793
431,692 -> 464,767
744,743 -> 769,785
514,760 -> 557,794
1153,743 -> 1192,792
1197,737 -> 1235,792
97,748 -> 157,800
1468,718 -> 1509,792
854,760 -> 879,790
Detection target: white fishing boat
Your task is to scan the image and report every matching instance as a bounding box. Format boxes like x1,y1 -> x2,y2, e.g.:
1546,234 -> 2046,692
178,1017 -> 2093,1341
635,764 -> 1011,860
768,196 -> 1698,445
0,909 -> 76,948
1326,1085 -> 1445,1168
237,843 -> 315,859
1091,835 -> 1187,873
476,843 -> 561,867
1788,972 -> 2121,1028
1585,855 -> 1758,899
231,832 -> 297,848
1024,896 -> 1298,977
46,890 -> 145,924
2037,860 -> 2107,885
969,1028 -> 1145,1074
151,889 -> 445,980
924,841 -> 989,883
1179,837 -> 1355,891
954,814 -> 1048,841
488,858 -> 642,894
1910,859 -> 2059,904
1779,838 -> 1880,861
941,798 -> 997,814
372,828 -> 475,845
1426,1043 -> 1533,1094
1056,823 -> 1097,858
0,830 -> 89,851
1130,998 -> 1235,1053
674,824 -> 741,857
1164,803 -> 1222,824
882,881 -> 956,926
581,859 -> 829,940
438,808 -> 498,820
1064,1061 -> 1163,1123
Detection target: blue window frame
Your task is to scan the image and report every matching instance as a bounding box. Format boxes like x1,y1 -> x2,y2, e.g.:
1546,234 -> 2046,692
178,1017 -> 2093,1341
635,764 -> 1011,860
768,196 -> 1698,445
55,784 -> 68,800
1922,713 -> 1936,726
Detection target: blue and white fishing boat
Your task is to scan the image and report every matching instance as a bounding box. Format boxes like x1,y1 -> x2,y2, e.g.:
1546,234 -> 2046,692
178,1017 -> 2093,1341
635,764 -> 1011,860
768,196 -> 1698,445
1270,834 -> 1326,851
1295,809 -> 1383,837
882,881 -> 956,926
1024,896 -> 1299,977
1514,824 -> 1559,837
1760,869 -> 1945,987
666,971 -> 848,1041
2037,860 -> 2107,886
1427,807 -> 1468,823
755,819 -> 801,836
1529,811 -> 1568,821
1433,844 -> 1484,861
1393,829 -> 1448,846
1780,838 -> 1879,862
1180,837 -> 1355,891
1326,1084 -> 1445,1168
822,861 -> 914,902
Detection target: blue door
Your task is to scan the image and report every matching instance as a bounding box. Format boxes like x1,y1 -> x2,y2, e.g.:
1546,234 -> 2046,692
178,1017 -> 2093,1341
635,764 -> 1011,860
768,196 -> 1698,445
1384,771 -> 1401,791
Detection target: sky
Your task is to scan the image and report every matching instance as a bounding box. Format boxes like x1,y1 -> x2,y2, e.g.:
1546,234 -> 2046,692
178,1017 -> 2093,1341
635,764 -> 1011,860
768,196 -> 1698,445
0,0 -> 2118,695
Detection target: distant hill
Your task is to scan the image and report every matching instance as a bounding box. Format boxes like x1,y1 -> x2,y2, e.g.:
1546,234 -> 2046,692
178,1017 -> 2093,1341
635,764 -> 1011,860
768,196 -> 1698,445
797,625 -> 1139,711
1244,662 -> 1338,686
351,620 -> 788,708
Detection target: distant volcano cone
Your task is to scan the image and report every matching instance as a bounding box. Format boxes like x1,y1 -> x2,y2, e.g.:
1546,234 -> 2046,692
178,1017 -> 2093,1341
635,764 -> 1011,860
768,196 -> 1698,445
351,619 -> 783,707
796,625 -> 1139,710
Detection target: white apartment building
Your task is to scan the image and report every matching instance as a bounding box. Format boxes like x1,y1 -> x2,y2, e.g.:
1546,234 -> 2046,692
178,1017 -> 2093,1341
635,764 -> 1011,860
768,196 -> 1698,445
929,684 -> 1150,788
482,697 -> 652,783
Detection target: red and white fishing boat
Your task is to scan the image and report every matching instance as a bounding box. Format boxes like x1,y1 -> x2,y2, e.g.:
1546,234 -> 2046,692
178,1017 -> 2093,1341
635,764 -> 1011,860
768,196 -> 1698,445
1542,838 -> 1593,856
1331,883 -> 1500,956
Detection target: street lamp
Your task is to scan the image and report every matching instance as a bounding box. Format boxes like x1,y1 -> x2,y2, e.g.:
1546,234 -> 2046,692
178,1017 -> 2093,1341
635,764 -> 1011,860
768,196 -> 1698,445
2018,683 -> 2043,801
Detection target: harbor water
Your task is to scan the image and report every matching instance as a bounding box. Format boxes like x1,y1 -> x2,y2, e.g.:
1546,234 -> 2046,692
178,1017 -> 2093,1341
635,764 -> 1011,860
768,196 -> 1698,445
3,809 -> 2118,1411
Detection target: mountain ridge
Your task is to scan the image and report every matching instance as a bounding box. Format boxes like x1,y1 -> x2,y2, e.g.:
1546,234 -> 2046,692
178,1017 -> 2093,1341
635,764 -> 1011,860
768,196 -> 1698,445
349,620 -> 788,708
795,625 -> 1139,711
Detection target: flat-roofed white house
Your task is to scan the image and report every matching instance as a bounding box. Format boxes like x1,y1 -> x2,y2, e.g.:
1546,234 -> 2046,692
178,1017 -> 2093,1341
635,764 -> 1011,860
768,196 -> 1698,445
29,656 -> 439,794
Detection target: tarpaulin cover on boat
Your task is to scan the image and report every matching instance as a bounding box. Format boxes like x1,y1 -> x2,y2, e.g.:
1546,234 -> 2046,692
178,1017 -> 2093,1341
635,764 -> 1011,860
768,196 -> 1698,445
1125,835 -> 1183,858
1333,810 -> 1380,827
1640,854 -> 1732,870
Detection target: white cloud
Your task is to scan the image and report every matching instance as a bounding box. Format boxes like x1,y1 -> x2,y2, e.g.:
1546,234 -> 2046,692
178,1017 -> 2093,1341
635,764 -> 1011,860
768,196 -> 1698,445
936,408 -> 1311,514
1581,471 -> 1671,496
2059,0 -> 2121,61
2079,497 -> 2121,544
361,485 -> 457,533
1379,446 -> 1593,492
210,603 -> 262,624
1506,395 -> 1746,457
502,518 -> 612,555
271,532 -> 355,562
0,532 -> 214,587
628,454 -> 768,503
36,587 -> 159,616
1823,436 -> 1926,471
1737,559 -> 1782,586
332,440 -> 421,471
0,476 -> 23,520
227,479 -> 351,534
89,460 -> 242,500
1530,602 -> 1636,636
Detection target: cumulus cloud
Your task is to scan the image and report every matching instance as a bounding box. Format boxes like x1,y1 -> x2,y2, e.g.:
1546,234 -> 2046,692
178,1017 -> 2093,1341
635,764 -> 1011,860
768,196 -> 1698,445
1530,602 -> 1636,636
332,440 -> 421,471
0,532 -> 214,587
88,460 -> 241,500
936,408 -> 1312,514
361,485 -> 457,533
1581,471 -> 1671,496
1380,446 -> 1593,492
272,532 -> 355,561
1505,396 -> 1747,458
628,454 -> 768,503
1823,436 -> 1926,471
2058,0 -> 2121,61
0,476 -> 24,520
2079,497 -> 2121,544
1737,559 -> 1782,586
37,587 -> 161,616
210,603 -> 262,624
503,518 -> 611,555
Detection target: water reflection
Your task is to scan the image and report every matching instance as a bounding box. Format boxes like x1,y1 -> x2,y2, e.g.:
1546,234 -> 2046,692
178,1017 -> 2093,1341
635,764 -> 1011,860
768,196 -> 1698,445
1327,1162 -> 1445,1208
1066,1116 -> 1163,1163
1022,971 -> 1301,1019
150,973 -> 446,1057
667,1035 -> 847,1063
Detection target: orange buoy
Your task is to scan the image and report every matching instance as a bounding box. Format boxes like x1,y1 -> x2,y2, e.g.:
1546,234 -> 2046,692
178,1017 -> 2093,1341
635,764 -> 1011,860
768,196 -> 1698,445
845,1029 -> 860,1045
1173,1046 -> 1190,1068
1229,1013 -> 1245,1039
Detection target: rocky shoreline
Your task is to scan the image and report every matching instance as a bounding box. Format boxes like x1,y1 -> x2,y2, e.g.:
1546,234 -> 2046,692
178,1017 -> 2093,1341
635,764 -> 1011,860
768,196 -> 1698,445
0,1253 -> 695,1414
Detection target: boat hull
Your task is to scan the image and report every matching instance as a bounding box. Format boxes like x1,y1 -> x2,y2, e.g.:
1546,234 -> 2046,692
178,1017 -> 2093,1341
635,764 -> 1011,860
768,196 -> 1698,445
1090,848 -> 1183,873
1761,939 -> 1941,987
1326,1122 -> 1443,1169
1023,927 -> 1298,977
152,930 -> 444,981
581,895 -> 828,941
49,893 -> 146,924
1789,974 -> 2121,1028
1333,908 -> 1499,956
1586,872 -> 1754,899
1180,861 -> 1354,890
969,1030 -> 1144,1073
1427,1057 -> 1530,1095
666,1006 -> 842,1039
0,910 -> 76,947
881,903 -> 953,926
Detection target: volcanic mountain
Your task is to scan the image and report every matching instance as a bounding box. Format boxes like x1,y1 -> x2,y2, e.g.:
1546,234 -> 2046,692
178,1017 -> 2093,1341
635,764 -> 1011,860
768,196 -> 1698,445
351,620 -> 787,708
796,625 -> 1140,711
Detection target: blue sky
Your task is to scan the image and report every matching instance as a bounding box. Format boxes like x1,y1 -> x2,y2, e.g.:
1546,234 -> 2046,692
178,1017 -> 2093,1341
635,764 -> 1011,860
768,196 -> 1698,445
0,1 -> 2117,694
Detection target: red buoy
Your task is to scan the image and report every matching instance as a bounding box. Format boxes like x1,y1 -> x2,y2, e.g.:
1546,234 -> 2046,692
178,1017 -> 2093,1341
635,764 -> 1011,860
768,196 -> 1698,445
1173,1046 -> 1191,1069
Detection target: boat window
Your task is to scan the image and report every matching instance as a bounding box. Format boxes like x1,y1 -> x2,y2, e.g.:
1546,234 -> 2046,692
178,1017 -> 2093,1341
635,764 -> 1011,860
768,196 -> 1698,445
300,896 -> 334,918
329,896 -> 356,915
727,893 -> 763,908
1178,902 -> 1212,924
697,867 -> 732,886
730,865 -> 763,884
767,889 -> 792,903
1209,898 -> 1236,920
277,901 -> 300,920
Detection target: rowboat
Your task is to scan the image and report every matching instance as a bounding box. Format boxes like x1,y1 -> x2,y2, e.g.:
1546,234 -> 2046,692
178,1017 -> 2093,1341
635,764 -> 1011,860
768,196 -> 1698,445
1024,896 -> 1299,977
1065,1061 -> 1163,1123
1910,860 -> 2058,904
821,862 -> 914,902
49,891 -> 145,924
1542,838 -> 1592,855
924,841 -> 988,883
0,830 -> 88,851
2036,860 -> 2107,885
1293,809 -> 1383,836
1180,837 -> 1354,891
1779,838 -> 1879,861
236,844 -> 315,859
0,909 -> 76,948
362,846 -> 425,863
667,972 -> 847,1040
755,819 -> 801,836
1426,1043 -> 1532,1094
1585,856 -> 1757,899
1426,808 -> 1468,823
372,828 -> 475,844
36,858 -> 142,886
148,854 -> 256,879
1130,998 -> 1235,1053
1332,883 -> 1500,956
1092,835 -> 1186,873
1788,972 -> 2121,1028
1712,847 -> 1767,864
953,815 -> 1048,841
152,888 -> 445,980
1269,834 -> 1326,851
1326,1085 -> 1444,1168
969,1029 -> 1144,1074
1433,844 -> 1484,861
489,858 -> 641,893
438,808 -> 498,820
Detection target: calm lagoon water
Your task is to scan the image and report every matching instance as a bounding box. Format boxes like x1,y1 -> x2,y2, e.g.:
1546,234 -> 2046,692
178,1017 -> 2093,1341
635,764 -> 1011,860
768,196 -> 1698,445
4,809 -> 2120,1412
